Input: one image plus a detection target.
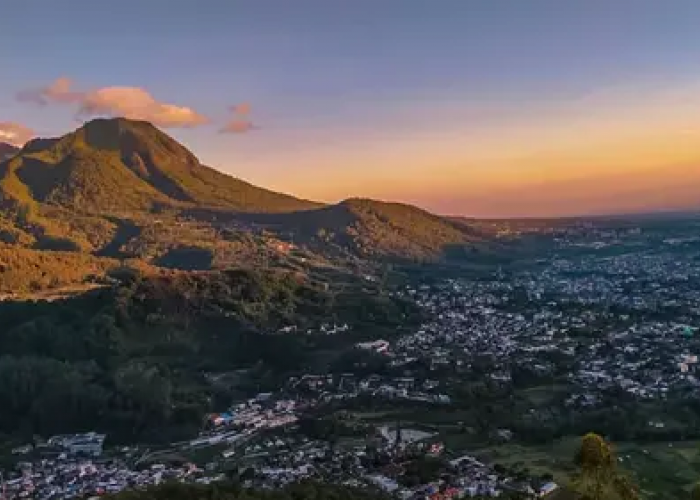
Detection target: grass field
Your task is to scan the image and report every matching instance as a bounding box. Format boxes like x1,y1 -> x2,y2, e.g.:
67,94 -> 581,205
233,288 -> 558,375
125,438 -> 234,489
614,440 -> 700,499
346,404 -> 700,499
468,438 -> 700,500
335,386 -> 700,500
519,384 -> 571,406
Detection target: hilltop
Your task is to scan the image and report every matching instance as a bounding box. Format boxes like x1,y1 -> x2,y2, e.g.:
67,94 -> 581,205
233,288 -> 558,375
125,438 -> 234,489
225,197 -> 486,260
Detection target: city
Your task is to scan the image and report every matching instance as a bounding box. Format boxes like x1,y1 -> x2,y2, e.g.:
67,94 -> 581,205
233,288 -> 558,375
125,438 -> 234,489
3,219 -> 700,499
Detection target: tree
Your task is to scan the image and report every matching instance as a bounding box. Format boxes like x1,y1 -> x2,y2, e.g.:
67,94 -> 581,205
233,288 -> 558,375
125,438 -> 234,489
572,433 -> 639,500
611,475 -> 639,500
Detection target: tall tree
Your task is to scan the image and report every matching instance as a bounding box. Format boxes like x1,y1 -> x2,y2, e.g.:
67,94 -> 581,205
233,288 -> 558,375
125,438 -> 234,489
573,433 -> 638,500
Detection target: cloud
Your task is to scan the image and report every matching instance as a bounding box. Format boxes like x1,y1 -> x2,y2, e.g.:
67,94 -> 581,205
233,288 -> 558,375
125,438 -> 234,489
18,77 -> 208,128
0,122 -> 35,146
77,87 -> 208,128
231,102 -> 252,116
220,119 -> 255,134
221,103 -> 256,134
16,77 -> 82,105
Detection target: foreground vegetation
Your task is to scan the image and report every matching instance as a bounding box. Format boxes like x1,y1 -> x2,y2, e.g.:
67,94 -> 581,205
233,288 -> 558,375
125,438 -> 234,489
100,433 -> 685,500
105,481 -> 537,500
0,267 -> 419,444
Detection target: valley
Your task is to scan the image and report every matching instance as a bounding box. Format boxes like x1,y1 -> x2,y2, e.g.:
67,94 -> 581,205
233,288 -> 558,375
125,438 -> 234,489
1,120 -> 700,500
1,202 -> 699,499
4,2 -> 700,499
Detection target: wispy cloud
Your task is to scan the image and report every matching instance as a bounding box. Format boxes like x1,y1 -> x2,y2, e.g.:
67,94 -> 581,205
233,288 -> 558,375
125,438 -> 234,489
220,119 -> 255,134
0,121 -> 35,147
220,102 -> 256,134
16,77 -> 82,105
18,77 -> 208,128
231,103 -> 252,115
77,87 -> 208,128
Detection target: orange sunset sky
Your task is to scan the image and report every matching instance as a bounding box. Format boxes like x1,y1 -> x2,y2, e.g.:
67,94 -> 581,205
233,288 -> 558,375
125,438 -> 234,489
1,1 -> 700,217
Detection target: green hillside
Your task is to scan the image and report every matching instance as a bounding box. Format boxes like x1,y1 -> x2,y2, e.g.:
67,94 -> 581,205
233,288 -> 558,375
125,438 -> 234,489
0,267 -> 418,442
0,118 -> 320,214
214,197 -> 483,260
0,118 -> 487,283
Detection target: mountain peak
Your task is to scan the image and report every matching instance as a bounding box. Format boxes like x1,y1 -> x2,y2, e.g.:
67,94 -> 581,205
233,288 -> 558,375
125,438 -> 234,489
78,117 -> 167,145
83,116 -> 155,128
0,120 -> 320,214
0,120 -> 480,263
71,116 -> 197,159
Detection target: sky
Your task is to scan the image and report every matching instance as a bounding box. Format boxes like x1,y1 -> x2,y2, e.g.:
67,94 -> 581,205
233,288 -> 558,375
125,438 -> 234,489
1,0 -> 700,217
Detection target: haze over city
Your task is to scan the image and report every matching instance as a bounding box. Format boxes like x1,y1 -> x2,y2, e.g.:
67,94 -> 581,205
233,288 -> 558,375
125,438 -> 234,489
1,0 -> 700,217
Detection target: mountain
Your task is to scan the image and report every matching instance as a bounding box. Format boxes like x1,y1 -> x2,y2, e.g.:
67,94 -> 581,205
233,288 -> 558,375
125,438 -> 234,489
223,197 -> 483,260
0,118 -> 486,287
0,118 -> 320,214
0,142 -> 19,161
